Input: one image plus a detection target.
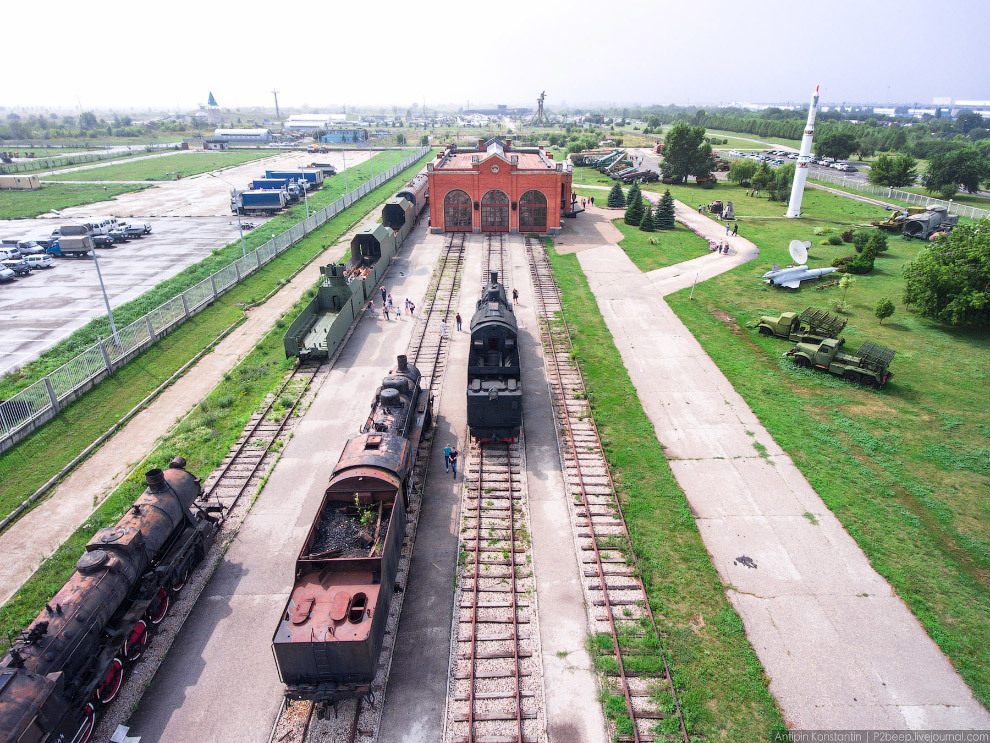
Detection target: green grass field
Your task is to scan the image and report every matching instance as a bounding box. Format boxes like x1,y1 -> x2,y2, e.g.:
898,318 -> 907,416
545,242 -> 785,740
46,150 -> 276,182
577,207 -> 711,272
645,180 -> 990,707
0,151 -> 434,529
0,183 -> 150,219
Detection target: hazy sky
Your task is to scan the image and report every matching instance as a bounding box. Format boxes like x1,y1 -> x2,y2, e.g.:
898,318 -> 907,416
8,0 -> 988,112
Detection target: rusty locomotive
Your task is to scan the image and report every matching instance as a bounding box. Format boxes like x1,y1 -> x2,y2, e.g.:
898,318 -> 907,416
0,458 -> 218,743
467,272 -> 522,442
272,354 -> 431,705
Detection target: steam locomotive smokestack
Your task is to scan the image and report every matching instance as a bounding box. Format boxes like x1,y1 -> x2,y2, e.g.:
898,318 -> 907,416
490,271 -> 498,285
145,468 -> 167,492
397,355 -> 408,372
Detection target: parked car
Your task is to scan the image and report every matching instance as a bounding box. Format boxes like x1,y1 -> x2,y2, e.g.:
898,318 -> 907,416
1,259 -> 32,276
0,267 -> 15,282
16,240 -> 45,255
0,248 -> 22,261
24,254 -> 55,269
92,235 -> 115,248
123,224 -> 146,238
107,229 -> 129,243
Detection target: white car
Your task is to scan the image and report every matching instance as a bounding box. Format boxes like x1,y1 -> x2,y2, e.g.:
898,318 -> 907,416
0,267 -> 15,282
24,254 -> 55,269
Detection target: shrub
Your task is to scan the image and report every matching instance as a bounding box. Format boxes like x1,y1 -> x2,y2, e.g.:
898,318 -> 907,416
830,299 -> 851,313
813,225 -> 832,236
841,230 -> 855,243
828,235 -> 844,246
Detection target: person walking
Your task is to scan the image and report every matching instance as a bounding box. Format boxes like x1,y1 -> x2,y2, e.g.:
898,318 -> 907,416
369,299 -> 376,317
409,301 -> 415,317
440,319 -> 447,339
512,287 -> 519,304
725,224 -> 731,236
383,302 -> 390,320
405,298 -> 411,316
732,223 -> 738,236
455,312 -> 462,331
387,294 -> 394,317
380,285 -> 387,306
449,446 -> 459,478
442,444 -> 452,472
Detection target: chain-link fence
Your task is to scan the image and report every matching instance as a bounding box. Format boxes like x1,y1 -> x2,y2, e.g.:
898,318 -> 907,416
0,144 -> 183,175
0,146 -> 430,452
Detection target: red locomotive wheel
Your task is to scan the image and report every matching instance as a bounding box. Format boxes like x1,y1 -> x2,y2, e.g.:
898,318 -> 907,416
72,703 -> 96,743
95,659 -> 123,704
148,587 -> 169,625
124,620 -> 149,662
170,567 -> 190,593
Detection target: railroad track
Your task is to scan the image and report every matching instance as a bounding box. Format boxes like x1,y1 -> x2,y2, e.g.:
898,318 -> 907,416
446,234 -> 543,743
524,236 -> 691,743
270,231 -> 466,743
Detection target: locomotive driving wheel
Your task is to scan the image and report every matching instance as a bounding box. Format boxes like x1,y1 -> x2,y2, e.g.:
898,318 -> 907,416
170,566 -> 190,593
73,703 -> 96,743
124,620 -> 149,662
95,658 -> 124,704
148,587 -> 169,625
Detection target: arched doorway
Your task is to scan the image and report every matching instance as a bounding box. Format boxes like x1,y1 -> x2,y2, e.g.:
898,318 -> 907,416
443,189 -> 472,231
518,189 -> 548,232
480,190 -> 509,232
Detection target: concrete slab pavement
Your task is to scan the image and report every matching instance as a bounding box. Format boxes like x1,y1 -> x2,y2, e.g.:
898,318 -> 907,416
126,224 -> 445,743
573,242 -> 990,728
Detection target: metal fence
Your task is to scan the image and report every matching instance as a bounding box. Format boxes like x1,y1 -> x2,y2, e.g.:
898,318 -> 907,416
0,146 -> 430,452
806,169 -> 990,221
0,144 -> 183,175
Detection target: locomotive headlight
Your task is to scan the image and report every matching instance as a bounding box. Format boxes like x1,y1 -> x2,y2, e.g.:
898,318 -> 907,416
488,389 -> 498,400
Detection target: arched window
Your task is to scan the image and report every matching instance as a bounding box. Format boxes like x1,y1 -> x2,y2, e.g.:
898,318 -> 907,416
443,189 -> 472,231
519,190 -> 548,231
480,190 -> 509,232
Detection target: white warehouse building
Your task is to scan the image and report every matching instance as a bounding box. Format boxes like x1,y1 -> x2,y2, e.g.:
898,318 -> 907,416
213,128 -> 272,143
284,113 -> 347,132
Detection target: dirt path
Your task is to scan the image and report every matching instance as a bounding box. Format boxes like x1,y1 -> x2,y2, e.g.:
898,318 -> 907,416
568,208 -> 990,728
0,209 -> 378,607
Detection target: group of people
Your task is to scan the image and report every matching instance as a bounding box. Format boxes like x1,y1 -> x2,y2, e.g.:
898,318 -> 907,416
709,240 -> 732,254
369,285 -> 416,321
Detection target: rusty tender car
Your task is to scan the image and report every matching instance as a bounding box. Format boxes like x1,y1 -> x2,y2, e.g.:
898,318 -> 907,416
0,458 -> 219,743
272,355 -> 432,711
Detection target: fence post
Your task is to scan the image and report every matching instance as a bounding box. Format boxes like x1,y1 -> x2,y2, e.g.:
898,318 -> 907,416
180,292 -> 190,318
99,339 -> 112,373
44,376 -> 60,413
256,250 -> 262,269
145,315 -> 156,342
210,274 -> 218,299
234,261 -> 241,281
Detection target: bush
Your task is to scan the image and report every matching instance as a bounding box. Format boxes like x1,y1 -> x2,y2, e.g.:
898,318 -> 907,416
830,299 -> 851,314
853,231 -> 870,253
827,235 -> 844,246
841,230 -> 854,243
700,178 -> 716,189
813,225 -> 832,236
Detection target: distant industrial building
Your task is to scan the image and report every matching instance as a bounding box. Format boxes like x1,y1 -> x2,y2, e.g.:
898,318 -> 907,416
463,104 -> 530,116
213,128 -> 272,144
284,114 -> 347,132
427,137 -> 574,236
203,138 -> 230,150
319,128 -> 368,143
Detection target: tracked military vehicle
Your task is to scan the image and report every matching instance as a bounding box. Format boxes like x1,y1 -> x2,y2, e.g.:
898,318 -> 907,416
755,307 -> 846,343
785,338 -> 894,387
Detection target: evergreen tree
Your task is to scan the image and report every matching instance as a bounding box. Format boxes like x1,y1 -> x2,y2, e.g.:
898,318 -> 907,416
627,181 -> 642,207
607,182 -> 626,208
656,189 -> 676,229
639,203 -> 656,232
624,188 -> 645,226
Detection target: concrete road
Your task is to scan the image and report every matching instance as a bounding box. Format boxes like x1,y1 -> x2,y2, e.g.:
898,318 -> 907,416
0,150 -> 374,375
126,224 -> 444,743
571,219 -> 990,727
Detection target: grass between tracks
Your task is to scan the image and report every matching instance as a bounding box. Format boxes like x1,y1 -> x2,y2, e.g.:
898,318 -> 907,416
544,239 -> 784,740
0,183 -> 151,219
0,151 -> 434,529
45,150 -> 276,181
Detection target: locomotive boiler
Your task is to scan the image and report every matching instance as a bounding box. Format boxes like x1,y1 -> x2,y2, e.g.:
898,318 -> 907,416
272,355 -> 432,704
467,272 -> 522,442
0,458 -> 218,743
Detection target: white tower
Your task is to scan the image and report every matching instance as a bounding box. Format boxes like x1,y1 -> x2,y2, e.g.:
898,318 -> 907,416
786,85 -> 820,218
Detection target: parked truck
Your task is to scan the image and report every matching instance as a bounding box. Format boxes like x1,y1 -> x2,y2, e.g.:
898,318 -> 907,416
47,235 -> 93,258
231,189 -> 287,216
251,178 -> 304,202
306,162 -> 337,177
784,337 -> 895,388
755,306 -> 847,343
265,168 -> 324,188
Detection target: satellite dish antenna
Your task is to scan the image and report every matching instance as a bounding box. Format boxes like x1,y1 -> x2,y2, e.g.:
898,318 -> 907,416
789,240 -> 808,264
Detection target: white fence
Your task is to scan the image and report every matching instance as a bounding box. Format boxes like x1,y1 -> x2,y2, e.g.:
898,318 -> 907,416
807,170 -> 990,221
0,147 -> 429,453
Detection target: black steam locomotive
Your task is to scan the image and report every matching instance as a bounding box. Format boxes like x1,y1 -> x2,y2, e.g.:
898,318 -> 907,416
467,272 -> 522,442
272,355 -> 432,706
0,458 -> 218,743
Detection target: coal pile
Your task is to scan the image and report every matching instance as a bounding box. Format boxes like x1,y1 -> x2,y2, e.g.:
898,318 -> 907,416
310,502 -> 392,557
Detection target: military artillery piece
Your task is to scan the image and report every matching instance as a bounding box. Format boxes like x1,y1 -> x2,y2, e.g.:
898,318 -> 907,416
755,306 -> 847,343
785,337 -> 895,388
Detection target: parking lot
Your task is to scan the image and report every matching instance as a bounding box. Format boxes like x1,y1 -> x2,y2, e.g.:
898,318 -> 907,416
0,149 -> 373,376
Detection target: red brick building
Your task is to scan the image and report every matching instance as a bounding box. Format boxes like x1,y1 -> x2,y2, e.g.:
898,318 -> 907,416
427,138 -> 575,235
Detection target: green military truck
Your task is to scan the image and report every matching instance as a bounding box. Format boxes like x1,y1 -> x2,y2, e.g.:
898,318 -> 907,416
755,307 -> 847,343
785,338 -> 895,388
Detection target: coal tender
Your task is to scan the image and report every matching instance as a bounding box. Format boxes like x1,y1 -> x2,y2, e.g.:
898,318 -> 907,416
272,355 -> 432,705
467,272 -> 522,442
0,459 -> 218,743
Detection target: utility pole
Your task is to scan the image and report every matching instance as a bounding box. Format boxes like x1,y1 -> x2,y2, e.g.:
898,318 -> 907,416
272,89 -> 281,120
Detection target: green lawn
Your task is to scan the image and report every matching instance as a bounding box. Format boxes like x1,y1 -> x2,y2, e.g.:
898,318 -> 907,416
46,150 -> 276,181
545,242 -> 785,740
0,183 -> 150,219
606,214 -> 711,272
0,151 -> 435,528
653,181 -> 990,708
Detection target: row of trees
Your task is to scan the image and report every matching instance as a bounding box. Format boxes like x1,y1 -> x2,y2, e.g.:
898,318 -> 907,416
1,111 -> 208,141
607,182 -> 676,231
727,159 -> 795,201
